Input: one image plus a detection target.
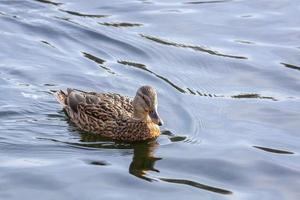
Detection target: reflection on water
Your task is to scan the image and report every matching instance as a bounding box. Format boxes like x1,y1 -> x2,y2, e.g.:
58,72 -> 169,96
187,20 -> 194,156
129,141 -> 161,182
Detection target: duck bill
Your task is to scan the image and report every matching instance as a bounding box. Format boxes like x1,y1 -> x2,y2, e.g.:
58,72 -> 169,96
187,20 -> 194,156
149,109 -> 163,126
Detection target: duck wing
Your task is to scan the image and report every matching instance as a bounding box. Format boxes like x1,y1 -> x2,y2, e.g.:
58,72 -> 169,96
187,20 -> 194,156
96,93 -> 134,114
57,88 -> 131,120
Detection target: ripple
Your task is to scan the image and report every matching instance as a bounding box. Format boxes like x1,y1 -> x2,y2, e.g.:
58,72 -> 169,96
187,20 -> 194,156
0,158 -> 54,167
33,0 -> 62,6
40,40 -> 56,48
160,9 -> 183,13
194,90 -> 220,97
53,16 -> 147,57
235,40 -> 255,45
39,136 -> 163,183
281,62 -> 300,72
17,83 -> 30,87
241,14 -> 253,18
85,160 -> 110,166
160,125 -> 200,146
118,60 -> 186,93
59,9 -> 108,18
184,0 -> 233,4
231,93 -> 277,101
187,88 -> 278,101
161,130 -> 187,143
253,146 -> 294,155
37,137 -> 132,150
82,52 -> 105,64
21,92 -> 48,100
43,83 -> 56,87
0,110 -> 20,118
99,22 -> 142,28
137,0 -> 154,4
140,34 -> 247,59
82,52 -> 116,75
159,177 -> 233,195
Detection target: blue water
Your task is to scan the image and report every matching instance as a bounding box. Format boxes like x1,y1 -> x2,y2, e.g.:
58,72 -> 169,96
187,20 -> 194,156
1,0 -> 300,199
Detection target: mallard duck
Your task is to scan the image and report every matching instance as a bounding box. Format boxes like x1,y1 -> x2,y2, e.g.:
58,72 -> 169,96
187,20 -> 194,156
54,86 -> 163,141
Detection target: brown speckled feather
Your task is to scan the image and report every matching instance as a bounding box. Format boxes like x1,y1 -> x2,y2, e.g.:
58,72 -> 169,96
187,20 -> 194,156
55,89 -> 160,141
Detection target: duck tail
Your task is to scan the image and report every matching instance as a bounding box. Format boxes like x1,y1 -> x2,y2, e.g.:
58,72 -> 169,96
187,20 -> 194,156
54,90 -> 67,106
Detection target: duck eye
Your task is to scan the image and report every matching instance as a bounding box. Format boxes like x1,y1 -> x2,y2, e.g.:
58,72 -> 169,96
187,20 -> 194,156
139,94 -> 151,107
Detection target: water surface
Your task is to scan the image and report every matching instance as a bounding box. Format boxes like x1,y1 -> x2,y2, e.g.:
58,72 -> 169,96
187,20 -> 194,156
1,0 -> 300,199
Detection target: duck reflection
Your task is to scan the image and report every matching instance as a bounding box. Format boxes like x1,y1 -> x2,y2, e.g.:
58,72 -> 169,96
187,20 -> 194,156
57,132 -> 233,195
129,141 -> 161,181
79,133 -> 161,181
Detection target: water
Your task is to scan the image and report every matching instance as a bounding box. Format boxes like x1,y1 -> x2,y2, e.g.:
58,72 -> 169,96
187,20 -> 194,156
1,0 -> 300,199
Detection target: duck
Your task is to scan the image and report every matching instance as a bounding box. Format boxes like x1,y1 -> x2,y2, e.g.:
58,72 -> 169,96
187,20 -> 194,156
54,85 -> 163,141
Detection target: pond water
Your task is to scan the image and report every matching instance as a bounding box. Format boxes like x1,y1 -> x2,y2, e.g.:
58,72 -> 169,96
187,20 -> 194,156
1,0 -> 300,199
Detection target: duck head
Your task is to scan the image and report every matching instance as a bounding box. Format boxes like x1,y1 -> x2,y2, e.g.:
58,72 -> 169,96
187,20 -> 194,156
133,85 -> 163,126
